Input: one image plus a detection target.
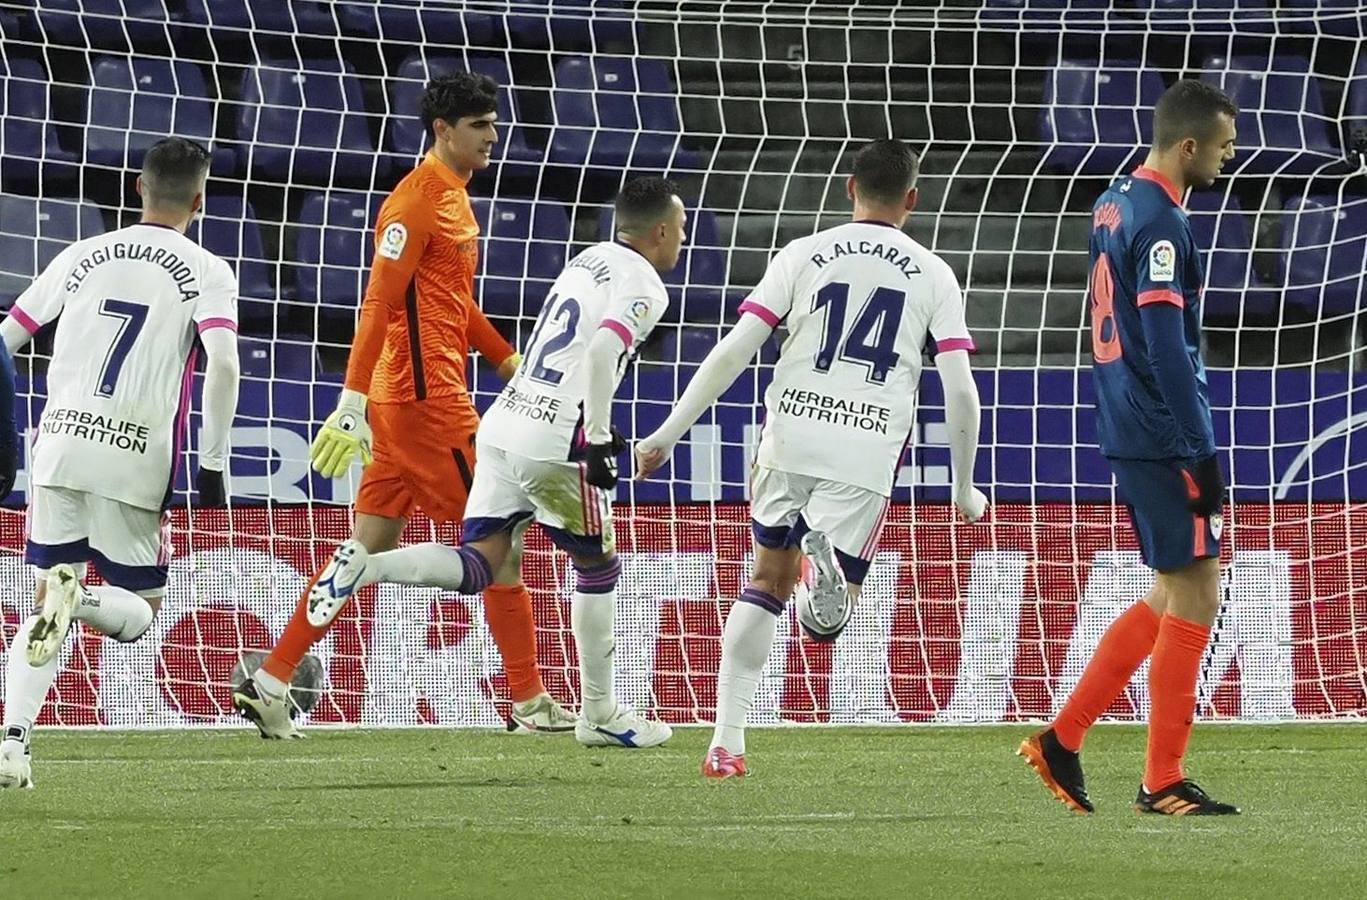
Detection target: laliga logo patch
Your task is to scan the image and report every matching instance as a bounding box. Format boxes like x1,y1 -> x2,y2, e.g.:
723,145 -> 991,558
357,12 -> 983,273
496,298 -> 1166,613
1209,513 -> 1224,540
1149,239 -> 1176,282
624,299 -> 651,327
379,222 -> 408,260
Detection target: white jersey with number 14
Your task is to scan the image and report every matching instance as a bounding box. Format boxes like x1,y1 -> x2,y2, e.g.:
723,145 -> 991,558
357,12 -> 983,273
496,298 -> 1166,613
10,222 -> 239,510
740,220 -> 974,497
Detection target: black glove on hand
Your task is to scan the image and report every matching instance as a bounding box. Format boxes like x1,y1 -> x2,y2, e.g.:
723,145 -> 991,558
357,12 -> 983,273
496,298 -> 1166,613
0,444 -> 16,503
585,427 -> 628,491
1185,454 -> 1226,517
197,467 -> 226,507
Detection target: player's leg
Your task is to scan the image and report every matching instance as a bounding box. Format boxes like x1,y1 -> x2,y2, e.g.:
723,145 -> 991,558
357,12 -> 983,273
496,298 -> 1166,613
403,414 -> 551,714
791,480 -> 886,643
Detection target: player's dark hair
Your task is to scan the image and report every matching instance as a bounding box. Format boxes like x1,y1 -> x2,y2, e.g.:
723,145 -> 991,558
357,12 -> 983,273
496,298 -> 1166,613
421,72 -> 499,138
1153,80 -> 1238,149
851,139 -> 919,205
140,137 -> 211,210
614,176 -> 680,234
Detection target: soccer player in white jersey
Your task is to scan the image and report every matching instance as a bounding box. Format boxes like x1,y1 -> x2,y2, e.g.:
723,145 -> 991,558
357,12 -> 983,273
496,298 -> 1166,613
306,177 -> 685,747
0,138 -> 240,788
636,140 -> 988,778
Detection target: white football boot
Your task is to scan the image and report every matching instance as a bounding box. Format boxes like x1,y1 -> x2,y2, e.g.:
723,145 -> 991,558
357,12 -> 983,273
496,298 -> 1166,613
0,740 -> 33,790
26,564 -> 82,667
576,704 -> 672,748
797,530 -> 851,639
232,677 -> 302,740
507,692 -> 578,734
307,539 -> 369,627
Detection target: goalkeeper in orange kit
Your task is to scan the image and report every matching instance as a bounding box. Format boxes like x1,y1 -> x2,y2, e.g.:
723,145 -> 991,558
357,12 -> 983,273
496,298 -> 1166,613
234,73 -> 574,737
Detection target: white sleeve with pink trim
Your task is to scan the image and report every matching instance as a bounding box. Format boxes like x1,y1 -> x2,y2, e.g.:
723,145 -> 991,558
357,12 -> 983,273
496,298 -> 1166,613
736,244 -> 797,328
927,258 -> 975,354
7,243 -> 76,343
193,258 -> 240,335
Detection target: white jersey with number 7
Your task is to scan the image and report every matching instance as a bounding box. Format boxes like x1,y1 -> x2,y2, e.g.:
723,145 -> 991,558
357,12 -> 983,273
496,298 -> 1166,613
740,220 -> 974,497
10,222 -> 239,511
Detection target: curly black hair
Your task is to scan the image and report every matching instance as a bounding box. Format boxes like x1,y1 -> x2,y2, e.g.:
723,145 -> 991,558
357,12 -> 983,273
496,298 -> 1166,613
420,72 -> 499,138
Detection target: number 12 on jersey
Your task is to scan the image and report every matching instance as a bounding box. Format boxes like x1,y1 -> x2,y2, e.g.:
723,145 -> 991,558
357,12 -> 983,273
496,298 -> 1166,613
96,298 -> 149,397
811,281 -> 904,384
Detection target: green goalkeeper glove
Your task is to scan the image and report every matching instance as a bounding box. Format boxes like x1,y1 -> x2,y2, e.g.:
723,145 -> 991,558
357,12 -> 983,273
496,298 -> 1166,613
311,389 -> 373,478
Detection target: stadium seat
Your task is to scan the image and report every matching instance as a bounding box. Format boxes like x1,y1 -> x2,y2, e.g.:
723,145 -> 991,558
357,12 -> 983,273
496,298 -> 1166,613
193,194 -> 275,312
1185,192 -> 1277,320
1345,52 -> 1367,134
549,56 -> 683,172
0,195 -> 104,308
1281,0 -> 1365,36
238,60 -> 386,186
386,54 -> 537,166
293,191 -> 383,311
1,57 -> 78,184
981,0 -> 1111,27
469,198 -> 572,318
182,0 -> 337,37
36,0 -> 174,49
1200,55 -> 1337,174
505,0 -> 634,49
596,204 -> 727,323
336,1 -> 496,47
1039,61 -> 1163,175
1279,195 -> 1367,320
239,336 -> 318,379
1135,0 -> 1273,33
85,56 -> 234,175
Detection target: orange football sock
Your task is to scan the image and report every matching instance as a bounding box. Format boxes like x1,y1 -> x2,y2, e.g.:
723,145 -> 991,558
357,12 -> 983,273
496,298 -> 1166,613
1144,613 -> 1211,791
484,582 -> 545,703
261,572 -> 328,684
1053,600 -> 1160,752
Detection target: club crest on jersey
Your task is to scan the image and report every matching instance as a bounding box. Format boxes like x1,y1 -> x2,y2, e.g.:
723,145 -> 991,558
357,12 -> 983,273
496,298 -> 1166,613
379,223 -> 408,260
1149,240 -> 1176,282
1210,513 -> 1224,540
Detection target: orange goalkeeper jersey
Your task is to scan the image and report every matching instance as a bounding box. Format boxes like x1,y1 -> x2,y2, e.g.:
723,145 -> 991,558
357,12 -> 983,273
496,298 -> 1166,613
344,152 -> 515,404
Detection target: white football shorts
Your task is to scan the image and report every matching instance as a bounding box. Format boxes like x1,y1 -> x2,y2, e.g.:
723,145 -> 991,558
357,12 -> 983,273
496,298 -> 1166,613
25,485 -> 172,595
748,465 -> 889,583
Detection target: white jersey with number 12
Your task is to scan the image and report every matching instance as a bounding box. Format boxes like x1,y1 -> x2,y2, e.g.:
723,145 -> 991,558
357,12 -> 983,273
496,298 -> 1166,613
739,220 -> 974,497
10,222 -> 239,510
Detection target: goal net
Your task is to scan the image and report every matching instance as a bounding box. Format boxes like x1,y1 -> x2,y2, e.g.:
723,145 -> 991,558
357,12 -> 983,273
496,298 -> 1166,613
1,0 -> 1365,727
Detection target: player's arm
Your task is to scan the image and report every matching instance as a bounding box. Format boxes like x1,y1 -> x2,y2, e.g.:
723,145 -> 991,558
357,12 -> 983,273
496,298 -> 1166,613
313,193 -> 436,478
193,261 -> 242,506
466,303 -> 521,381
928,260 -> 987,522
633,314 -> 772,480
583,288 -> 671,489
1133,223 -> 1222,515
0,341 -> 17,500
2,245 -> 74,356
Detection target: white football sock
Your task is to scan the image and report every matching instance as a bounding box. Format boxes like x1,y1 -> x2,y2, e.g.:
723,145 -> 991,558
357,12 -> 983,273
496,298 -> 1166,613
254,667 -> 288,699
365,543 -> 480,590
73,585 -> 154,641
3,616 -> 62,736
711,601 -> 780,755
571,590 -> 617,725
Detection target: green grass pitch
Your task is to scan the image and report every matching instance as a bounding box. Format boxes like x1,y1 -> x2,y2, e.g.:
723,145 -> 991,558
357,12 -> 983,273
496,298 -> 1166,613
2,725 -> 1364,898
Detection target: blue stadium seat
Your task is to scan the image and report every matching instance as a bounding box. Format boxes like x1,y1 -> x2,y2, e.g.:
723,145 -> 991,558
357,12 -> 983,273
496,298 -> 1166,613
505,0 -> 634,49
596,204 -> 727,323
549,56 -> 683,172
182,0 -> 337,37
294,191 -> 383,311
85,56 -> 234,174
1279,196 -> 1367,320
1281,0 -> 1365,36
1039,61 -> 1163,175
982,0 -> 1111,27
386,54 -> 537,166
37,0 -> 174,49
470,198 -> 572,318
238,60 -> 386,185
336,1 -> 495,47
1346,52 -> 1367,125
1185,192 -> 1277,320
1,57 -> 77,181
239,336 -> 318,379
193,194 -> 275,305
0,195 -> 104,308
1200,55 -> 1337,174
1135,0 -> 1272,33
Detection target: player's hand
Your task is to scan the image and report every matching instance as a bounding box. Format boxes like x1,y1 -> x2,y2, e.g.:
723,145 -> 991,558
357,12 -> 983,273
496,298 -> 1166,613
1185,454 -> 1226,517
954,486 -> 988,523
585,427 -> 628,491
633,433 -> 672,481
497,352 -> 522,382
311,389 -> 373,479
196,467 -> 226,507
